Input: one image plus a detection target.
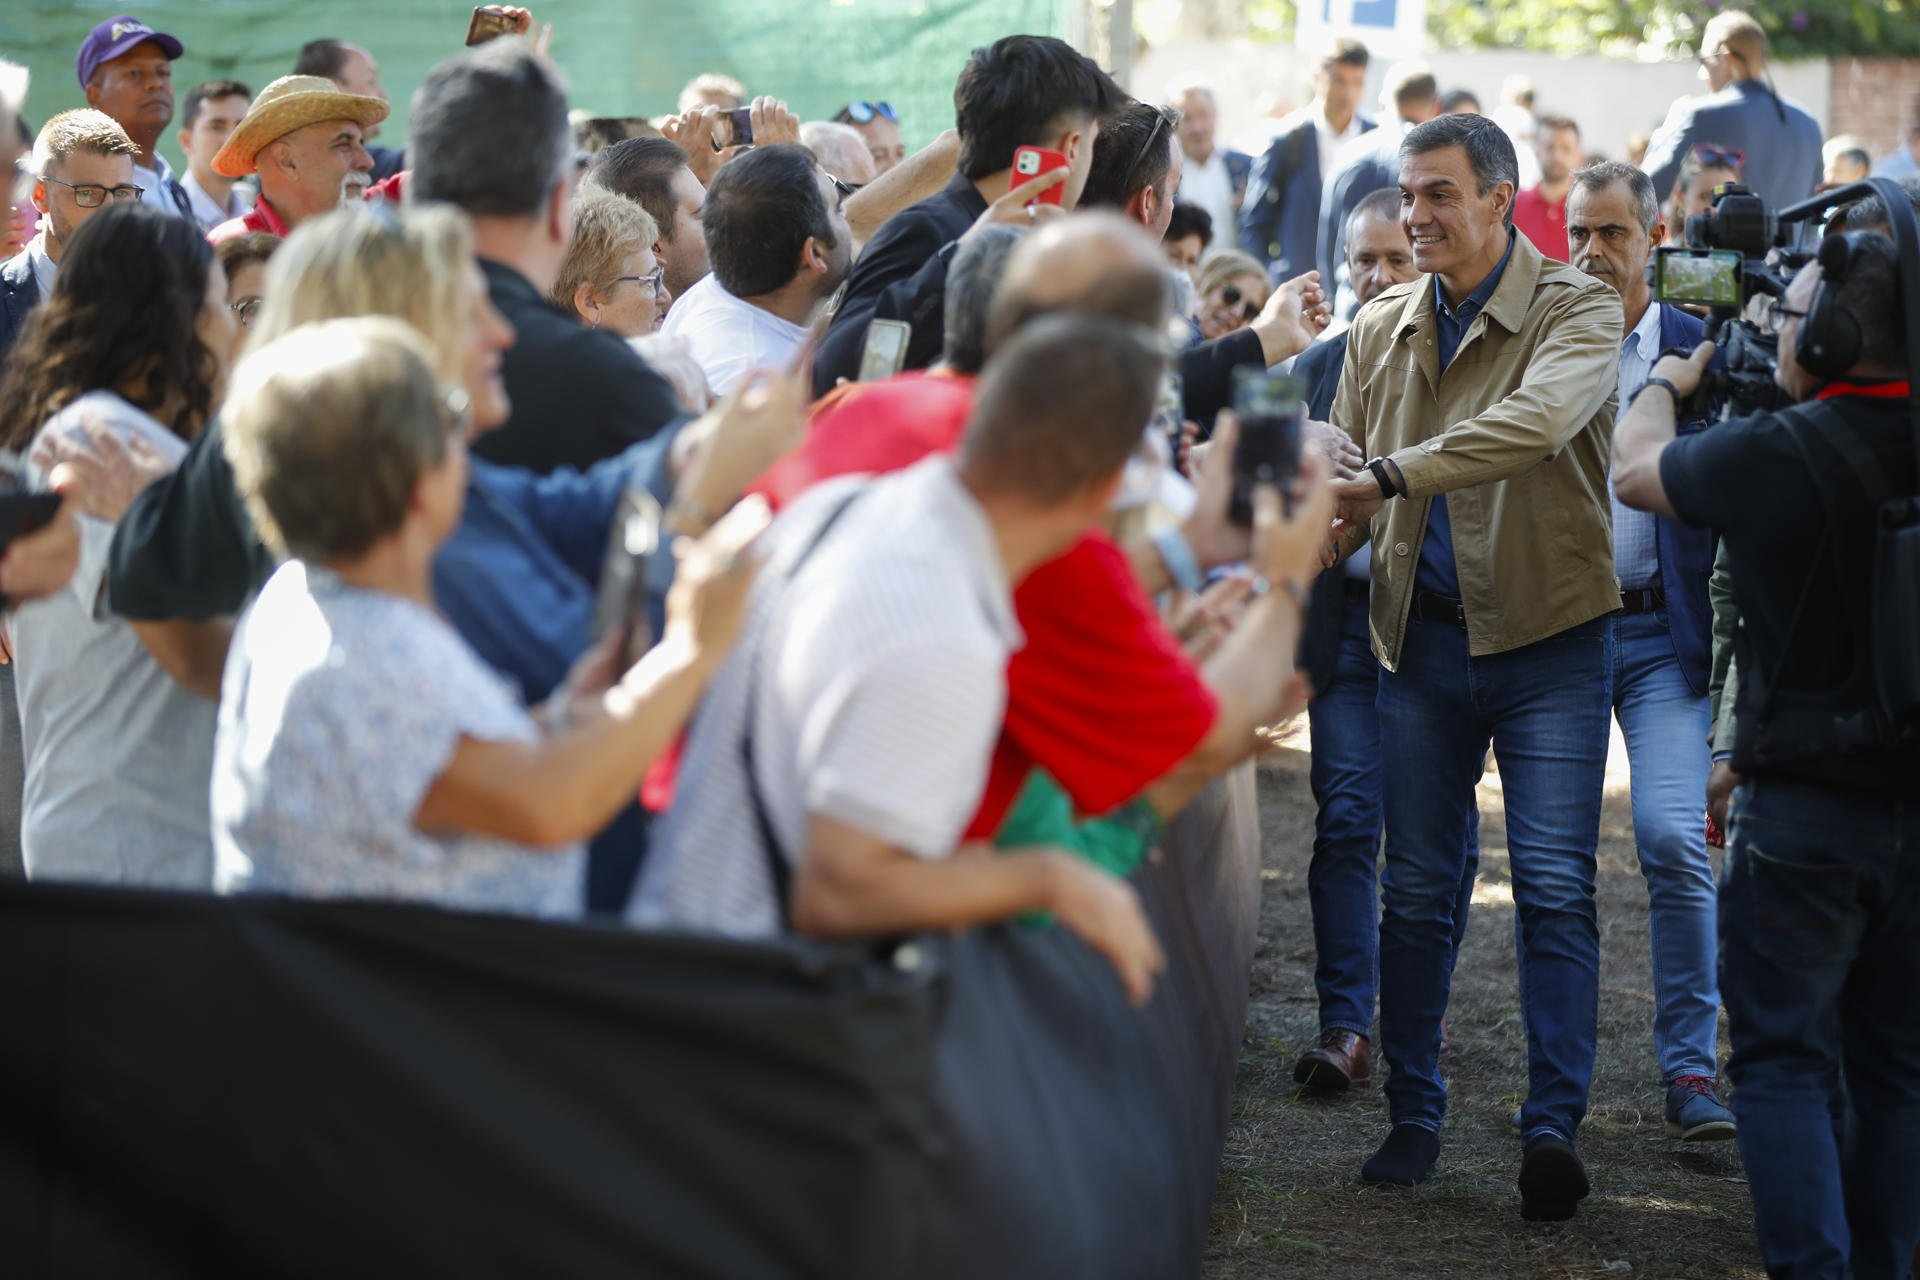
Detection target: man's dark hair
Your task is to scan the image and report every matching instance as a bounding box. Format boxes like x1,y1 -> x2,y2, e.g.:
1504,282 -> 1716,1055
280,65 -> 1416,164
943,226 -> 1024,376
1570,160 -> 1659,233
181,79 -> 253,131
1080,102 -> 1177,211
1836,146 -> 1872,174
1401,112 -> 1520,226
1832,233 -> 1909,370
953,35 -> 1123,181
410,41 -> 572,219
1830,176 -> 1920,234
1318,38 -> 1371,73
959,313 -> 1168,503
1347,185 -> 1403,239
1536,114 -> 1580,140
585,137 -> 690,244
1391,71 -> 1440,112
1440,88 -> 1481,114
1166,201 -> 1212,249
702,144 -> 835,299
293,39 -> 354,82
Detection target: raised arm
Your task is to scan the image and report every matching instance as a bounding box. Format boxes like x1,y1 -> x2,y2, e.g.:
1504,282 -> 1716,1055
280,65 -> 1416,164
844,129 -> 960,247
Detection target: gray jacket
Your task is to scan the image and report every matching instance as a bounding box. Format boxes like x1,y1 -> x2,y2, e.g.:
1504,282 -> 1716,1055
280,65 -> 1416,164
1642,80 -> 1822,213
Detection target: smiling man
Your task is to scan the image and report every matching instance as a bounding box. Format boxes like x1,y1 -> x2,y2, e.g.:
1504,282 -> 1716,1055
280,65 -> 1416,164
1322,112 -> 1621,1218
205,75 -> 386,243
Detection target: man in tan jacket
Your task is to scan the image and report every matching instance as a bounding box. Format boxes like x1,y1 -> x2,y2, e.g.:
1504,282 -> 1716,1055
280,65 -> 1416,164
1322,112 -> 1622,1220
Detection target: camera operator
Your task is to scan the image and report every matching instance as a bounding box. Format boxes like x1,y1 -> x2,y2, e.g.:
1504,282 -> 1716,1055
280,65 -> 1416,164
1612,230 -> 1919,1279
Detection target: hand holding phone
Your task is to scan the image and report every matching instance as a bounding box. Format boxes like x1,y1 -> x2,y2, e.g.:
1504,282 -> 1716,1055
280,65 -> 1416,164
720,107 -> 754,150
465,5 -> 527,46
1228,368 -> 1306,526
858,320 -> 911,382
1011,146 -> 1070,207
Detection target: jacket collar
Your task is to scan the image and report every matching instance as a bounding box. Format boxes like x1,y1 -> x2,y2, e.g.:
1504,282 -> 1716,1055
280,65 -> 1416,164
1394,228 -> 1545,340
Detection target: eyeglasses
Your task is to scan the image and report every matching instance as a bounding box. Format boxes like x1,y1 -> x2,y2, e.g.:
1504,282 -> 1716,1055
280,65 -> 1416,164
228,296 -> 263,327
1751,296 -> 1809,337
1218,283 -> 1264,323
610,266 -> 667,299
41,174 -> 141,208
1129,107 -> 1177,192
1691,145 -> 1745,173
828,173 -> 866,200
839,100 -> 896,125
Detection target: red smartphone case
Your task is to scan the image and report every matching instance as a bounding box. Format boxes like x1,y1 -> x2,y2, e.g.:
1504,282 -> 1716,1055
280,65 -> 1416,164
1011,146 -> 1069,206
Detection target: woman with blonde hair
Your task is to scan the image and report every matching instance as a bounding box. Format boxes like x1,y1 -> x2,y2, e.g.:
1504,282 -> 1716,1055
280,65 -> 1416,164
1193,249 -> 1272,341
551,187 -> 670,337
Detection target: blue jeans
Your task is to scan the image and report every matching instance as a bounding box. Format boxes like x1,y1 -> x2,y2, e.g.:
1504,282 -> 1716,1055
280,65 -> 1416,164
1376,614 -> 1611,1142
1611,609 -> 1718,1082
1721,778 -> 1920,1280
1307,591 -> 1479,1038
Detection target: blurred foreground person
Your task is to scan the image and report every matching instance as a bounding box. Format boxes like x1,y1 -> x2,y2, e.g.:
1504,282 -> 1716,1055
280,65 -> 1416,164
0,203 -> 239,886
214,318 -> 762,916
636,312 -> 1332,1008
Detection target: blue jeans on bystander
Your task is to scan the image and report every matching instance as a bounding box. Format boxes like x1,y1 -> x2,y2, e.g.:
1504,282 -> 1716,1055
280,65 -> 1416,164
1721,778 -> 1920,1280
1376,614 -> 1612,1143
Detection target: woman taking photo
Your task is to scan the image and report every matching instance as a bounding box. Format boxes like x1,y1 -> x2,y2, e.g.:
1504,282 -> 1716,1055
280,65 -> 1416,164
213,317 -> 762,917
0,202 -> 239,886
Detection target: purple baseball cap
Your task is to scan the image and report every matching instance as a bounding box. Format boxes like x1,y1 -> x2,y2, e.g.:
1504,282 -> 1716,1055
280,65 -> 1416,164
75,16 -> 184,90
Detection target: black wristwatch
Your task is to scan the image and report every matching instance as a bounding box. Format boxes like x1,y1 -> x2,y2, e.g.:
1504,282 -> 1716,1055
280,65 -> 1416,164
1367,457 -> 1399,500
1635,377 -> 1683,409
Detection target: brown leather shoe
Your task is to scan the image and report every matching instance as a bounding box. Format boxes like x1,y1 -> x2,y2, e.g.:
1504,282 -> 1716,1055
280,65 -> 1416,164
1293,1030 -> 1372,1091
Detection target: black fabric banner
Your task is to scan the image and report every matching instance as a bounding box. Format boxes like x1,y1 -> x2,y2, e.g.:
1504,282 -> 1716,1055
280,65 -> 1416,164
0,768 -> 1261,1279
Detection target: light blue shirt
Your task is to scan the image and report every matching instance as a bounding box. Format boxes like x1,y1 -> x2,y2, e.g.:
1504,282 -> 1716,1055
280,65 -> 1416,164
1609,302 -> 1664,589
1874,146 -> 1918,180
130,151 -> 186,219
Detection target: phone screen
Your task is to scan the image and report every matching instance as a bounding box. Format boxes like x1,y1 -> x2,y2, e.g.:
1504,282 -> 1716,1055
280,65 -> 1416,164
724,108 -> 754,149
1229,369 -> 1305,527
858,320 -> 911,382
1654,248 -> 1743,309
594,483 -> 665,670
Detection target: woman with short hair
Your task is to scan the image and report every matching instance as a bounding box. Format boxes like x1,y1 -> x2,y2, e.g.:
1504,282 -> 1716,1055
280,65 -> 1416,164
1193,249 -> 1271,342
551,188 -> 670,337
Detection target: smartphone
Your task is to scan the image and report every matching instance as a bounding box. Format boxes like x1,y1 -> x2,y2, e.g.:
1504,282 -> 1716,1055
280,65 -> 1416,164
857,319 -> 911,382
723,107 -> 755,149
1011,145 -> 1069,206
464,6 -> 519,46
0,486 -> 63,610
594,482 -> 666,671
1653,248 -> 1743,309
1228,368 -> 1305,527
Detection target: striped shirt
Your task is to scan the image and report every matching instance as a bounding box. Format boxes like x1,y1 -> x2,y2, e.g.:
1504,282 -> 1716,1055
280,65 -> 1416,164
631,457 -> 1022,937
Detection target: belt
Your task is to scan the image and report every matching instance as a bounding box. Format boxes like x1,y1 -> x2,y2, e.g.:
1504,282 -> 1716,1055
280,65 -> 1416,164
1343,577 -> 1371,603
1618,586 -> 1667,615
1408,589 -> 1467,628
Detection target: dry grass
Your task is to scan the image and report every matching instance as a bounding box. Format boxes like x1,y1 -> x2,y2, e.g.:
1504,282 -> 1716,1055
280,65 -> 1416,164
1205,738 -> 1763,1280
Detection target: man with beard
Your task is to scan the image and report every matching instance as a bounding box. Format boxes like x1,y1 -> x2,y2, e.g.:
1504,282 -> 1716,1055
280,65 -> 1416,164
0,110 -> 137,354
205,75 -> 386,244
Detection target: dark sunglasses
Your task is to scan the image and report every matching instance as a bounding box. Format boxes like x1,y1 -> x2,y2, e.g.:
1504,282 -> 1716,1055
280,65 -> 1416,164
1691,145 -> 1744,173
1219,283 -> 1263,322
828,173 -> 866,200
839,100 -> 897,125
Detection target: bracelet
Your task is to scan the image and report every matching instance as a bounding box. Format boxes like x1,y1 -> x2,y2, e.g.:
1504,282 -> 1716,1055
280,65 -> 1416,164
1247,574 -> 1307,608
1152,526 -> 1205,594
1633,377 -> 1682,410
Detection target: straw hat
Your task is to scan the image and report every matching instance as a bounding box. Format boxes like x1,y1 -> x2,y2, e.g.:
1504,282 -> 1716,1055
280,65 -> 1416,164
213,75 -> 388,179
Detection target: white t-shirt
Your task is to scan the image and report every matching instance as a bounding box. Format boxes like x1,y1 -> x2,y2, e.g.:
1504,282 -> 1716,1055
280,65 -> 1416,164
213,562 -> 585,918
657,273 -> 808,398
630,458 -> 1022,937
1177,149 -> 1238,247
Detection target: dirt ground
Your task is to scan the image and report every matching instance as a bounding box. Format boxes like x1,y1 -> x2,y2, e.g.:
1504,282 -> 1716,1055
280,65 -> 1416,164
1204,729 -> 1765,1280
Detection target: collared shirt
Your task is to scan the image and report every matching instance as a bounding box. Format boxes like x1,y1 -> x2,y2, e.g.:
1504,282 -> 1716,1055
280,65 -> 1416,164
24,233 -> 57,299
208,195 -> 291,245
1610,302 -> 1665,589
658,272 -> 808,398
1312,108 -> 1365,184
180,169 -> 254,233
1177,148 -> 1238,248
632,457 -> 1025,938
130,151 -> 189,219
1418,229 -> 1519,597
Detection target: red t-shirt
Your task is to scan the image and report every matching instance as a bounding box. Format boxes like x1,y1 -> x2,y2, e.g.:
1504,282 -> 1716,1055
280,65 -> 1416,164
207,195 -> 290,245
645,370 -> 1219,839
1513,186 -> 1570,262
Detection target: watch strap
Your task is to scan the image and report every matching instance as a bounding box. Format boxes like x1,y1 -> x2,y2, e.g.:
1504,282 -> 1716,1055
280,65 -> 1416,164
1636,376 -> 1682,409
1367,457 -> 1399,499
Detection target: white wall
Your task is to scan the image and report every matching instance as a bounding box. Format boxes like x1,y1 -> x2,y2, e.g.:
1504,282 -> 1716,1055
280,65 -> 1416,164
1136,39 -> 1831,164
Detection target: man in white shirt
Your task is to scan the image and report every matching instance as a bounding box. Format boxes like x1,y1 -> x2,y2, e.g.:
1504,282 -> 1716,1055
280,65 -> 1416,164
1238,39 -> 1374,282
0,110 -> 137,354
175,79 -> 256,232
660,144 -> 851,396
634,315 -> 1190,1003
1168,85 -> 1249,247
74,15 -> 192,220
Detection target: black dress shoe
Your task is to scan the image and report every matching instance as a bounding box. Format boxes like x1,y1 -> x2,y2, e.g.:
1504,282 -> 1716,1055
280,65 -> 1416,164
1519,1134 -> 1590,1222
1361,1124 -> 1440,1187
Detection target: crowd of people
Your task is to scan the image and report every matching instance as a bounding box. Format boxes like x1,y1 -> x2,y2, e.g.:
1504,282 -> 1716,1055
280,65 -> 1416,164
0,7 -> 1915,1277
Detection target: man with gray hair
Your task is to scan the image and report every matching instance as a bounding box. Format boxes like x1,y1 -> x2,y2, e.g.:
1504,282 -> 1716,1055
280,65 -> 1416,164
1168,84 -> 1249,252
799,120 -> 876,190
408,38 -> 683,474
1322,112 -> 1621,1216
1565,159 -> 1736,1147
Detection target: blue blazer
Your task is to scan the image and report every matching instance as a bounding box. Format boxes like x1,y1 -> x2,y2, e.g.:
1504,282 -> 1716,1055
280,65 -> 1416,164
1651,303 -> 1716,696
1239,113 -> 1373,282
0,249 -> 40,358
1641,81 -> 1822,213
1316,125 -> 1403,307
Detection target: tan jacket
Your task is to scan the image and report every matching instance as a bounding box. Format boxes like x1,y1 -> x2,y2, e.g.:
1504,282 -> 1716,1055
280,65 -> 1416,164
1332,231 -> 1624,668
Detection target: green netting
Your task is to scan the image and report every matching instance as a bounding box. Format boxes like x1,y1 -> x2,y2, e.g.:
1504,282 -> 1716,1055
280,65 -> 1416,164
4,0 -> 1066,172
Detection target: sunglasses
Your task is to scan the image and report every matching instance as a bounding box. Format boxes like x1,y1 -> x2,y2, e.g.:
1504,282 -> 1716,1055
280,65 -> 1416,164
839,100 -> 897,125
1218,283 -> 1264,323
42,174 -> 141,208
1129,107 -> 1177,192
828,173 -> 866,200
1691,145 -> 1744,173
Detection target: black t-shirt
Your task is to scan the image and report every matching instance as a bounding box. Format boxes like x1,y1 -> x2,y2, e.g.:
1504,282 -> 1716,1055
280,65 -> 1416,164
1660,388 -> 1920,792
108,417 -> 274,620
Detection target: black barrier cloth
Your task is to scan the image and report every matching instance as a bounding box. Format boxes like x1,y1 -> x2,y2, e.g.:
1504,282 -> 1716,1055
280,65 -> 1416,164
0,771 -> 1261,1279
